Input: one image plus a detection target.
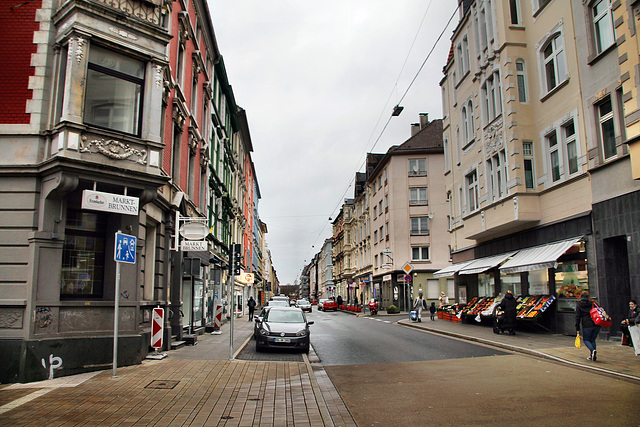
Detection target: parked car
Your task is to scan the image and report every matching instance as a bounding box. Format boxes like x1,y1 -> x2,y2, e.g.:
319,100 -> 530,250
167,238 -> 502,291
295,299 -> 312,312
266,300 -> 289,308
289,299 -> 297,306
322,299 -> 338,311
318,299 -> 327,311
254,307 -> 314,353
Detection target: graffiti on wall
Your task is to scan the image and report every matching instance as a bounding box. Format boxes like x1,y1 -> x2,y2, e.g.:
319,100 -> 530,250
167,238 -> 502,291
41,354 -> 62,380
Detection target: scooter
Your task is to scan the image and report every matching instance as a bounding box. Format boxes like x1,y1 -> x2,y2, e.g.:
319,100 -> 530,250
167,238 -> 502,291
368,299 -> 378,315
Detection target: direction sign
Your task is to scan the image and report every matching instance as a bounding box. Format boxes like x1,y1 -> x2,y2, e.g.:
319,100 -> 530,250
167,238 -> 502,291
114,232 -> 136,264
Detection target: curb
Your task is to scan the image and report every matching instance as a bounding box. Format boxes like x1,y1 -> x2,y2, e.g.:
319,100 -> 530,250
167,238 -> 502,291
398,319 -> 640,385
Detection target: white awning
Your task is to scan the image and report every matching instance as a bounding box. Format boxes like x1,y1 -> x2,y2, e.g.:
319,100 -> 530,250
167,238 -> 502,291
433,260 -> 475,278
458,252 -> 517,275
499,237 -> 583,274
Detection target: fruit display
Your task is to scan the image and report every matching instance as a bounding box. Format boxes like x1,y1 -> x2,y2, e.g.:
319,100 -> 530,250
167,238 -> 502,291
461,297 -> 495,317
557,283 -> 583,298
515,295 -> 556,319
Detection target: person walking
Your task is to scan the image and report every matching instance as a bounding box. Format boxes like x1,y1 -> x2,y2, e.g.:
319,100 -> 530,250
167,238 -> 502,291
575,291 -> 600,361
429,302 -> 437,321
620,299 -> 640,346
497,290 -> 517,335
247,296 -> 256,321
413,289 -> 427,322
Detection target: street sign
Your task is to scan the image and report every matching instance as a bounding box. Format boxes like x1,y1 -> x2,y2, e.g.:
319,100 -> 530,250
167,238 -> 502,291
181,240 -> 208,251
404,274 -> 412,282
151,308 -> 164,349
402,262 -> 413,274
114,232 -> 136,264
82,190 -> 139,216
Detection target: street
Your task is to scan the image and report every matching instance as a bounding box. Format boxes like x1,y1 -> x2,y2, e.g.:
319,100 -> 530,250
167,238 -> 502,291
307,312 -> 640,426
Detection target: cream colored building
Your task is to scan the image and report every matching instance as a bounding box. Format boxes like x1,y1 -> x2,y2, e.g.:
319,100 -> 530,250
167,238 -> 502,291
366,117 -> 450,311
439,0 -> 596,333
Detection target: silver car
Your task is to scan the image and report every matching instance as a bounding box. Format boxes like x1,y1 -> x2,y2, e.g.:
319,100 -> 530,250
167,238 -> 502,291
255,307 -> 314,353
295,299 -> 312,312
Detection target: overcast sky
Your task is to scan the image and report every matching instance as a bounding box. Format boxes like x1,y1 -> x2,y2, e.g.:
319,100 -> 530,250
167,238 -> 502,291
208,1 -> 459,286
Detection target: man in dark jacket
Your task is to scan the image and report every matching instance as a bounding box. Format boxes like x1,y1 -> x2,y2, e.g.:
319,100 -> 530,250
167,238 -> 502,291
498,290 -> 517,335
575,291 -> 600,361
620,300 -> 640,346
247,296 -> 256,321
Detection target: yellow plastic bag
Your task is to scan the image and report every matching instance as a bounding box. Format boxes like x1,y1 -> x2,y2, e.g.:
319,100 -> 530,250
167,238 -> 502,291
575,333 -> 581,349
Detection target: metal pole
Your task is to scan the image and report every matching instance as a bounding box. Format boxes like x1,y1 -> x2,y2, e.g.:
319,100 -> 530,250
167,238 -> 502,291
229,268 -> 234,360
112,260 -> 121,378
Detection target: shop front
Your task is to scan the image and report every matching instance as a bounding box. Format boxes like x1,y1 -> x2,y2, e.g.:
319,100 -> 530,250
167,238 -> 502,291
435,236 -> 589,334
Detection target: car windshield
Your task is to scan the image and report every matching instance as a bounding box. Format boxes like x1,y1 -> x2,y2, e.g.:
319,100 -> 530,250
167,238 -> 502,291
266,310 -> 305,323
268,300 -> 289,307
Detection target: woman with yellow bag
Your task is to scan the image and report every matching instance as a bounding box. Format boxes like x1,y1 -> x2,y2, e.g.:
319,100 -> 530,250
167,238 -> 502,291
575,291 -> 600,361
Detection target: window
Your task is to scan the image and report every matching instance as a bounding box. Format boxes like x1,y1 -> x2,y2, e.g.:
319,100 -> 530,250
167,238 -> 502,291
412,247 -> 430,261
468,100 -> 474,140
84,45 -> 144,135
563,120 -> 578,174
409,187 -> 428,205
374,230 -> 378,242
379,226 -> 383,241
385,222 -> 389,238
509,0 -> 521,25
463,101 -> 474,143
598,97 -> 616,159
408,158 -> 427,176
482,71 -> 502,123
487,150 -> 506,201
523,141 -> 536,189
547,130 -> 561,182
466,170 -> 479,211
374,255 -> 379,268
171,123 -> 182,183
444,137 -> 450,172
462,106 -> 469,142
373,206 -> 377,218
516,59 -> 528,103
542,34 -> 567,93
384,195 -> 388,212
191,72 -> 198,116
410,217 -> 429,235
592,0 -> 615,54
61,208 -> 107,298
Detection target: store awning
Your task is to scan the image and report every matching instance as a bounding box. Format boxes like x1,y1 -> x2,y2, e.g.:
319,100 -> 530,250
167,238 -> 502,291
499,237 -> 583,274
458,252 -> 517,275
433,260 -> 475,278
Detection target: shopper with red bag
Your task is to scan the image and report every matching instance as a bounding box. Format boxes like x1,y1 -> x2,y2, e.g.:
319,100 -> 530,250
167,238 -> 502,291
575,291 -> 600,361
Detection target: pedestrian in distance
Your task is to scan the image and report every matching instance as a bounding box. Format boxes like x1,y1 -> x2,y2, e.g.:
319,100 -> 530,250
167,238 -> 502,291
575,291 -> 601,361
439,292 -> 448,308
620,299 -> 640,346
413,289 -> 427,322
247,296 -> 256,321
429,302 -> 437,321
497,290 -> 517,335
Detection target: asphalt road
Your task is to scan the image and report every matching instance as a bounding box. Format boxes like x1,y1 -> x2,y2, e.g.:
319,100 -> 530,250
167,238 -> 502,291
311,312 -> 640,426
309,311 -> 507,365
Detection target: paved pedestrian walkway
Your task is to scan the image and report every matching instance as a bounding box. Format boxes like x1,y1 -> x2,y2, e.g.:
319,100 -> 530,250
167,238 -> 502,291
0,315 -> 355,426
395,314 -> 640,382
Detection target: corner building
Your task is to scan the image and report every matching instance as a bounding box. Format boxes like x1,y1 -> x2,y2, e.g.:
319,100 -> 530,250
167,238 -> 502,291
440,0 -> 595,334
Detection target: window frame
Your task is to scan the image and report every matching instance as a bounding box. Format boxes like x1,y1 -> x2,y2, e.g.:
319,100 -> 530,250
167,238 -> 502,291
516,59 -> 528,103
408,158 -> 427,176
412,246 -> 430,261
410,216 -> 430,236
465,170 -> 479,212
597,96 -> 617,160
523,141 -> 536,189
592,0 -> 615,55
540,33 -> 568,95
409,187 -> 429,206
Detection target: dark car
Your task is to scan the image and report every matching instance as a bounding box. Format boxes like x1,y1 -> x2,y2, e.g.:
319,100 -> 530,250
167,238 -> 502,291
322,298 -> 338,311
254,307 -> 314,353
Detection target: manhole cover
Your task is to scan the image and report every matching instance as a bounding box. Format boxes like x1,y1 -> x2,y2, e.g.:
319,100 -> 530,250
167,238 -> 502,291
145,380 -> 179,389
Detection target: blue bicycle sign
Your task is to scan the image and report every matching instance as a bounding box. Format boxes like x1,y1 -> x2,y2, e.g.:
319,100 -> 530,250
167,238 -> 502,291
114,232 -> 137,264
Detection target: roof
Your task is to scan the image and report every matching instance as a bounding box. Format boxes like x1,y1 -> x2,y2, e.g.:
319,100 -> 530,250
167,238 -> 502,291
389,119 -> 444,153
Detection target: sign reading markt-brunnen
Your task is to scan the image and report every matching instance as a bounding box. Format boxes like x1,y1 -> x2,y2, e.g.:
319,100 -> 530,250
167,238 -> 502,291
81,189 -> 139,216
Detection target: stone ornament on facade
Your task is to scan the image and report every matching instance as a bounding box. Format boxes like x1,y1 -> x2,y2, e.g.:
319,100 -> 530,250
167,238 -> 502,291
79,135 -> 148,165
108,27 -> 138,41
155,64 -> 163,88
72,37 -> 85,63
483,117 -> 503,154
0,309 -> 23,328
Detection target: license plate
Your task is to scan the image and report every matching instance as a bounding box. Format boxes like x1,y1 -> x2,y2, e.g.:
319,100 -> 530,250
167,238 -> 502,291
275,338 -> 290,343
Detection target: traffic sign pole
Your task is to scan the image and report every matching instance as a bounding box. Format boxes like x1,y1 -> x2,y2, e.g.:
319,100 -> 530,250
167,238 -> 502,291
113,260 -> 121,378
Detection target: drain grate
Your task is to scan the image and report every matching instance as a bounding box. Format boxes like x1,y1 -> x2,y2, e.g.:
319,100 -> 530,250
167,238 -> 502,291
220,416 -> 234,420
248,398 -> 261,401
145,380 -> 180,389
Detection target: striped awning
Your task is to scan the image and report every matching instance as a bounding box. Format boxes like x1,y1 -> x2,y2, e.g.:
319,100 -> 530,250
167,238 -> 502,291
458,252 -> 517,275
433,260 -> 475,278
499,237 -> 583,274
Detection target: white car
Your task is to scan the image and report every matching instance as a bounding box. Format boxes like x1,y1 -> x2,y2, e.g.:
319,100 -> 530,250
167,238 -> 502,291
295,299 -> 312,312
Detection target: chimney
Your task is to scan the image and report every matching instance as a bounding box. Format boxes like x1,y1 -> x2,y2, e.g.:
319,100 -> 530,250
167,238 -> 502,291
419,113 -> 429,128
411,123 -> 420,136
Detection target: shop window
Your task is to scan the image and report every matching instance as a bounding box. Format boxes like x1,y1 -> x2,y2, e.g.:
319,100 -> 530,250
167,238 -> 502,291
84,45 -> 145,136
478,272 -> 495,297
499,274 -> 520,294
61,209 -> 107,298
